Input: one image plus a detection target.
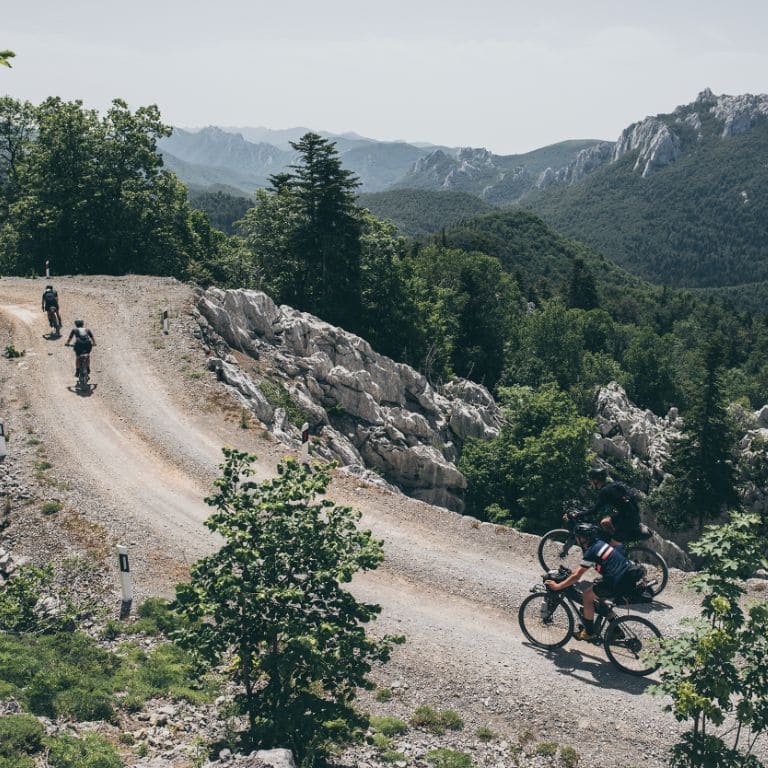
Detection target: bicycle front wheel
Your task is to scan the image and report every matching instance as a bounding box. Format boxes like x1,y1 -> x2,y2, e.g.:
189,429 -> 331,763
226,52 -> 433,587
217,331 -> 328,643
537,529 -> 582,573
518,593 -> 574,649
626,546 -> 668,596
603,615 -> 661,676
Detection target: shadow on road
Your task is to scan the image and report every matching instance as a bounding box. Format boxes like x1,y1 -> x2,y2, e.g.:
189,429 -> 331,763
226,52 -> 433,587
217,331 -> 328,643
67,383 -> 97,397
522,641 -> 655,694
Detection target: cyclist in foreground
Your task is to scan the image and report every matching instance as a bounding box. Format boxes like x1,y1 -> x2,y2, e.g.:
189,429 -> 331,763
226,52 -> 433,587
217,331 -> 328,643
544,523 -> 644,641
65,319 -> 96,380
41,284 -> 61,330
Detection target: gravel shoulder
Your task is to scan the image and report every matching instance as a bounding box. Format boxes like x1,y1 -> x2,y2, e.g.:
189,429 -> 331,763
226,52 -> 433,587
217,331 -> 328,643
0,275 -> 732,767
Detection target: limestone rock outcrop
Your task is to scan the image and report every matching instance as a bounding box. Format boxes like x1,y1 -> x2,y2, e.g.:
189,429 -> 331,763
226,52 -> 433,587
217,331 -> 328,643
591,382 -> 682,489
195,288 -> 501,511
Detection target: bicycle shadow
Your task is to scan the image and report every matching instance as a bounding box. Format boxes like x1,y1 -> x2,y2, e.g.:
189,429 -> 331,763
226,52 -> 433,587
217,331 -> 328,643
67,383 -> 97,397
522,641 -> 656,694
614,599 -> 674,615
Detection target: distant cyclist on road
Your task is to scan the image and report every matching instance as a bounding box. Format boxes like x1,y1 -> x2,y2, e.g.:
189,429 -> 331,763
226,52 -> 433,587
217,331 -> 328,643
65,319 -> 96,378
41,284 -> 61,329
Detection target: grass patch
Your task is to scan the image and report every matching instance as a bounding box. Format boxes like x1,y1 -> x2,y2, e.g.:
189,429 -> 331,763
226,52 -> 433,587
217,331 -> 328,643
258,378 -> 311,428
370,715 -> 408,737
0,630 -> 216,722
34,461 -> 52,472
375,687 -> 393,702
47,733 -> 122,768
5,345 -> 25,358
0,715 -> 44,758
426,748 -> 473,768
475,725 -> 496,742
371,733 -> 393,751
382,751 -> 408,764
559,745 -> 580,768
40,500 -> 62,515
535,741 -> 559,757
410,705 -> 463,735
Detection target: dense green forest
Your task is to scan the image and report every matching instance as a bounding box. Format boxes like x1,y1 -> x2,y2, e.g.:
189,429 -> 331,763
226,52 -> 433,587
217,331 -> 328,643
358,189 -> 493,236
2,95 -> 766,533
526,109 -> 768,290
189,189 -> 253,235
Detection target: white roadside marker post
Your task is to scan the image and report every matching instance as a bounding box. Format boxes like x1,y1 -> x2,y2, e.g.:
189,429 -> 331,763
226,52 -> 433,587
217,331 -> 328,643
117,544 -> 133,617
301,422 -> 310,461
45,260 -> 50,278
161,308 -> 170,335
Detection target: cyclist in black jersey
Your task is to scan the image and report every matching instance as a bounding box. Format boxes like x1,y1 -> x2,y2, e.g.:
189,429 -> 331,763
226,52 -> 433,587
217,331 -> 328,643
65,319 -> 96,378
570,468 -> 643,549
544,523 -> 642,640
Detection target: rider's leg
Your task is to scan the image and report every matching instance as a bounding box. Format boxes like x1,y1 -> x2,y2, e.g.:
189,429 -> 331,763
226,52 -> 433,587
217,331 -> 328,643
575,585 -> 597,639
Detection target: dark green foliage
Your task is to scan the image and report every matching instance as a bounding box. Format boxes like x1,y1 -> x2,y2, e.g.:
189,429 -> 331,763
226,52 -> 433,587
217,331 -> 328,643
527,113 -> 768,291
173,450 -> 402,767
0,563 -> 74,633
566,257 -> 599,310
404,245 -> 521,386
459,385 -> 593,532
648,512 -> 768,768
426,748 -> 474,768
0,629 -> 210,722
0,715 -> 44,758
358,189 -> 493,236
649,338 -> 738,530
189,189 -> 253,234
47,733 -> 122,768
0,96 -> 228,280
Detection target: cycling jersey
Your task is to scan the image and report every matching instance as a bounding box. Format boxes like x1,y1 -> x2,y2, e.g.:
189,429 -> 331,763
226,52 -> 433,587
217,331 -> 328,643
580,539 -> 632,592
586,481 -> 642,538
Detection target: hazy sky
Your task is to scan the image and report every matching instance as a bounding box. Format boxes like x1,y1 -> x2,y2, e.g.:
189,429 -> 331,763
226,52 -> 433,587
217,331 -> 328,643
4,1 -> 768,154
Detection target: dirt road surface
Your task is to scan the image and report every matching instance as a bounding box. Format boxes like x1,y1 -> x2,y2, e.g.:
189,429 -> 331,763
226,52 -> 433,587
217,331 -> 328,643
0,276 -> 742,767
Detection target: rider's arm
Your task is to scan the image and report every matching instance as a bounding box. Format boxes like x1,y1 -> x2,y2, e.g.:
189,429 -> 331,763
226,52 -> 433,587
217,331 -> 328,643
545,565 -> 589,591
65,330 -> 75,344
88,330 -> 96,345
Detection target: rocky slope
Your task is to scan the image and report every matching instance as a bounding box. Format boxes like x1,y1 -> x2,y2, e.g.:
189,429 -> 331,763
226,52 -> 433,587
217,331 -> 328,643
195,287 -> 501,512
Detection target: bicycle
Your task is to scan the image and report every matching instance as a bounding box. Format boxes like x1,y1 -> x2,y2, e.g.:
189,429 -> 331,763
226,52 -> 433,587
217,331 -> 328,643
75,352 -> 90,392
538,512 -> 669,596
46,307 -> 61,337
518,567 -> 662,676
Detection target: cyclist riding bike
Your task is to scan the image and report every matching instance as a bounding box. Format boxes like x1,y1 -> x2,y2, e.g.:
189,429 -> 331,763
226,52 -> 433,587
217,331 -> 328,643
544,523 -> 644,641
41,285 -> 61,329
65,320 -> 96,379
568,468 -> 643,551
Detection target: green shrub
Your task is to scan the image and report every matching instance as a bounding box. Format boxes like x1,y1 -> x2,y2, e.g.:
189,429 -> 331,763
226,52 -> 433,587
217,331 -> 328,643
382,751 -> 408,764
371,733 -> 392,751
5,345 -> 25,358
134,598 -> 185,635
47,733 -> 122,768
411,705 -> 444,734
560,745 -> 580,767
375,687 -> 392,702
535,741 -> 559,757
40,500 -> 62,515
475,725 -> 496,742
426,748 -> 473,768
0,564 -> 58,633
0,756 -> 35,768
370,715 -> 408,737
410,706 -> 463,735
0,715 -> 44,757
439,709 -> 464,731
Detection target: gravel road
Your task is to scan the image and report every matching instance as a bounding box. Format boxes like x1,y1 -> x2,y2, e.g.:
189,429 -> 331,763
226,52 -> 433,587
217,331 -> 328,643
0,275 -> 752,767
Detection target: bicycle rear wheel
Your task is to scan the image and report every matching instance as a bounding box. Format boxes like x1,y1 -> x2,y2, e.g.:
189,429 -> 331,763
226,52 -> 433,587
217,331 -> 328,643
518,593 -> 574,649
626,545 -> 668,596
537,529 -> 583,573
603,615 -> 661,676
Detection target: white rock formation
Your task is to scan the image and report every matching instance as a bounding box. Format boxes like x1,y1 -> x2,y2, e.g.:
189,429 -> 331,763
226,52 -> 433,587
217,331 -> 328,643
196,289 -> 501,511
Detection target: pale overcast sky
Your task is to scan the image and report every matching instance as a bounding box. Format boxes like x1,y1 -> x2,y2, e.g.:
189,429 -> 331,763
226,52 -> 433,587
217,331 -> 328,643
4,0 -> 768,154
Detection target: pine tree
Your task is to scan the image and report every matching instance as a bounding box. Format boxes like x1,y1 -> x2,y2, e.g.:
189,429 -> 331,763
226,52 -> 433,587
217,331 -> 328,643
652,336 -> 738,530
566,257 -> 599,310
288,133 -> 362,329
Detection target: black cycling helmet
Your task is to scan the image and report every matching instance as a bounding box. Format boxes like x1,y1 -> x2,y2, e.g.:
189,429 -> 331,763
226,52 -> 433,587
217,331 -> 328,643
46,284 -> 53,290
574,523 -> 600,542
588,467 -> 608,483
74,319 -> 84,328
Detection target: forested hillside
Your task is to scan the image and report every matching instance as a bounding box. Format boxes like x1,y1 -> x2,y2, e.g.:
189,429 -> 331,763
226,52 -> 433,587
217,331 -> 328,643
358,189 -> 493,235
526,94 -> 768,291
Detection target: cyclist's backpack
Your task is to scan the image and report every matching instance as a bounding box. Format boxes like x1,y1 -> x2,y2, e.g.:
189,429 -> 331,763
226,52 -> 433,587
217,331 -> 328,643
74,328 -> 91,347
